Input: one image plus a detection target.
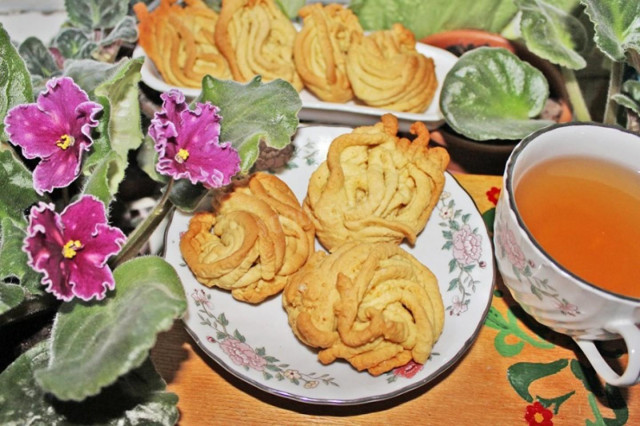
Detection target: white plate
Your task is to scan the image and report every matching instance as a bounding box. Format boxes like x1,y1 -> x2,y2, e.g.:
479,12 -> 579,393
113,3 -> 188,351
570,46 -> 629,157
133,43 -> 458,131
163,126 -> 494,405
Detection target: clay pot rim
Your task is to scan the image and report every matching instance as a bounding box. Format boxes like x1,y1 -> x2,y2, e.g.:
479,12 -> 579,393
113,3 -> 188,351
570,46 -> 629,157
421,29 -> 516,53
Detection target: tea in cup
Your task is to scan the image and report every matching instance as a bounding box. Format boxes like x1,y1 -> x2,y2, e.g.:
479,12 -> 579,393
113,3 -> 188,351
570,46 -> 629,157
493,122 -> 640,386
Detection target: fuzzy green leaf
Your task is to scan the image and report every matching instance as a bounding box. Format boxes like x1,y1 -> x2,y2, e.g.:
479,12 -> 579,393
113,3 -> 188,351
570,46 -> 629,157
82,58 -> 144,198
63,58 -> 126,97
581,0 -> 640,62
53,28 -> 91,59
350,0 -> 518,39
200,75 -> 301,172
136,134 -> 167,185
0,283 -> 25,316
0,342 -> 179,425
93,57 -> 144,160
0,24 -> 33,136
612,94 -> 640,115
274,0 -> 306,19
82,150 -> 120,205
517,0 -> 588,69
440,47 -> 553,141
64,0 -> 129,31
34,256 -> 186,401
611,79 -> 640,114
18,37 -> 61,80
98,16 -> 139,47
0,217 -> 43,296
0,150 -> 45,226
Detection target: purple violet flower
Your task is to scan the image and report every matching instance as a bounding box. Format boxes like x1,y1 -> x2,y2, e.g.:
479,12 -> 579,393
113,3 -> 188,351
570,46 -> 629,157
149,90 -> 240,188
24,195 -> 126,302
4,77 -> 103,195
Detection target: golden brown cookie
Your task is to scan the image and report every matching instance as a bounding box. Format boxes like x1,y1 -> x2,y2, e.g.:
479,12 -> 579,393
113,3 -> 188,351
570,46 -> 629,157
346,23 -> 438,113
180,172 -> 314,303
303,114 -> 449,252
134,0 -> 232,88
293,3 -> 363,103
283,241 -> 444,376
214,0 -> 303,91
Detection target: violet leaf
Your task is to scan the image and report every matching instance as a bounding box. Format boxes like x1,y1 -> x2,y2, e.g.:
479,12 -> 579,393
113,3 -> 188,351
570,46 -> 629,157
64,0 -> 129,31
440,47 -> 553,141
581,0 -> 640,63
0,218 -> 43,298
349,0 -> 518,39
517,0 -> 588,69
0,342 -> 179,425
200,75 -> 301,173
0,25 -> 33,136
33,256 -> 186,401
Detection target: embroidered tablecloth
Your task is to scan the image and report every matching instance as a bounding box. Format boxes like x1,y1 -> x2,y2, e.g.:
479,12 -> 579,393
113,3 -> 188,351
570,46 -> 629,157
151,173 -> 638,425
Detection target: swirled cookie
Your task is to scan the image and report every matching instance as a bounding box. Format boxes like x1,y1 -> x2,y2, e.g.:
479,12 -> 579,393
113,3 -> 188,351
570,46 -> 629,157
180,172 -> 314,303
303,114 -> 449,251
215,0 -> 303,91
134,0 -> 232,88
293,3 -> 363,103
283,241 -> 444,375
346,23 -> 438,113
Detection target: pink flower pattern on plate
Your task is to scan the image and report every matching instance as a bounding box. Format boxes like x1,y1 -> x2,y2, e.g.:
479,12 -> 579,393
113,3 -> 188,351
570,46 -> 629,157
452,224 -> 483,265
436,194 -> 485,316
219,338 -> 267,371
190,289 -> 338,387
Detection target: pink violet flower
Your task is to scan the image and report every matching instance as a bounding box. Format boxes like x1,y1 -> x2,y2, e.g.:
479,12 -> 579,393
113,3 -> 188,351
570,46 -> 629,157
24,195 -> 126,302
4,77 -> 102,195
149,90 -> 240,188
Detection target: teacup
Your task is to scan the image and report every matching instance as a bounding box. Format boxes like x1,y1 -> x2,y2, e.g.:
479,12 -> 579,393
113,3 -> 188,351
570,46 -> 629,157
493,122 -> 640,386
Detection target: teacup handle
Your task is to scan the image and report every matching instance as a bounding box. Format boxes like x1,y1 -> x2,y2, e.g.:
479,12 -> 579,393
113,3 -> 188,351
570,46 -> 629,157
575,322 -> 640,387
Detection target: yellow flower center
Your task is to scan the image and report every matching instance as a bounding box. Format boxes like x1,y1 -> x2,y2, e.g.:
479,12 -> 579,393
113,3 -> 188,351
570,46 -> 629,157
534,412 -> 544,423
62,240 -> 83,259
176,148 -> 190,163
56,134 -> 74,150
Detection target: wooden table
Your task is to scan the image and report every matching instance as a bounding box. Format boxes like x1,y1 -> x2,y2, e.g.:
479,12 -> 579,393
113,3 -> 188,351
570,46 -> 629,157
151,174 -> 639,425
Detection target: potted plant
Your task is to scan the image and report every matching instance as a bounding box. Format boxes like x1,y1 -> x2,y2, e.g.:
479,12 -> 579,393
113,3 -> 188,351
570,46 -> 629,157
421,31 -> 573,174
349,0 -> 640,175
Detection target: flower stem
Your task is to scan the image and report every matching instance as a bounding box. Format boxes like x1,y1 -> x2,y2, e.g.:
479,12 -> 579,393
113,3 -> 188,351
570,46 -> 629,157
603,61 -> 624,126
561,67 -> 591,122
110,179 -> 176,267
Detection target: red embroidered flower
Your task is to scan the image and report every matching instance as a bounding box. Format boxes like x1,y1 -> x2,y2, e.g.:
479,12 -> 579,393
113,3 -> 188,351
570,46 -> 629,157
486,186 -> 501,205
525,401 -> 553,426
393,360 -> 423,378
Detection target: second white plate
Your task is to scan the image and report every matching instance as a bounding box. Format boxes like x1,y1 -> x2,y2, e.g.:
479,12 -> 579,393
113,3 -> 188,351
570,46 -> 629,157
133,43 -> 458,131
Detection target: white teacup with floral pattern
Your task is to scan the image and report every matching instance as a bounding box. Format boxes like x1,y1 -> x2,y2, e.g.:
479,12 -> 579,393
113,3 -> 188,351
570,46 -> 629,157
493,122 -> 640,387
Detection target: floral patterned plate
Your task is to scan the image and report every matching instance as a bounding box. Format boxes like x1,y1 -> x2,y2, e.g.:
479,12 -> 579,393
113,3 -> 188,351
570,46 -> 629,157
163,126 -> 495,405
133,42 -> 458,132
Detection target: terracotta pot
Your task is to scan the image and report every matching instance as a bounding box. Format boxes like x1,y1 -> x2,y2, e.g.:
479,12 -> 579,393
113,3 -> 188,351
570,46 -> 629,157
422,30 -> 573,175
422,29 -> 516,55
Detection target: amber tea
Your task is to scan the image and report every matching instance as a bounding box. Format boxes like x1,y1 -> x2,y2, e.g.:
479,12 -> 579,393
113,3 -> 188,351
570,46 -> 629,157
515,156 -> 640,299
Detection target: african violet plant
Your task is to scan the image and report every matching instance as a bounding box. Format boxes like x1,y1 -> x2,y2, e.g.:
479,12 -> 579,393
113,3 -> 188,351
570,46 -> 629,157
351,0 -> 640,141
440,0 -> 640,140
0,1 -> 301,424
